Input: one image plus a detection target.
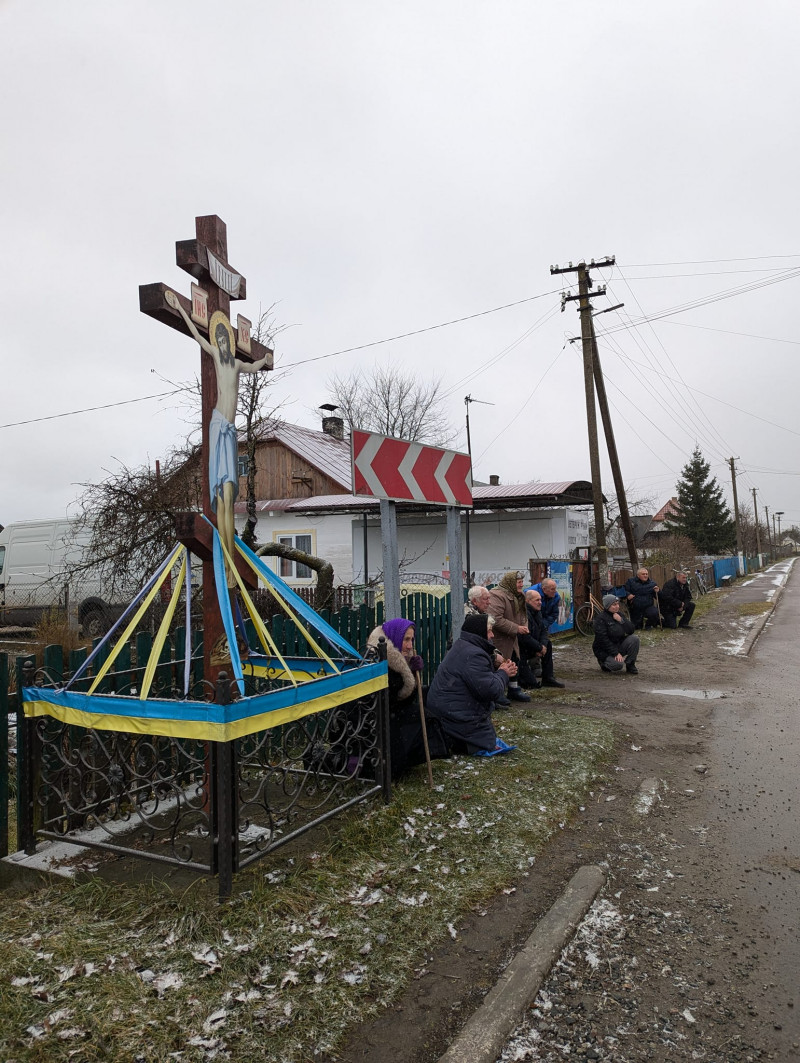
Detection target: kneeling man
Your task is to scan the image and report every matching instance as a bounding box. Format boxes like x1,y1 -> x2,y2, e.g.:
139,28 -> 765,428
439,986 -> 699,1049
592,594 -> 640,674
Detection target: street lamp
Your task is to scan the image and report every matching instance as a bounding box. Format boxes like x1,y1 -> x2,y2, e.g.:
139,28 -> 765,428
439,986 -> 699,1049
776,511 -> 785,554
464,395 -> 494,587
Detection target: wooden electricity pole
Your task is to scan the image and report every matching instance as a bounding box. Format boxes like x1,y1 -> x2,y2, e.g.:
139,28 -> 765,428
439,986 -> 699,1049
728,457 -> 743,561
551,257 -> 618,588
751,487 -> 762,558
590,316 -> 639,572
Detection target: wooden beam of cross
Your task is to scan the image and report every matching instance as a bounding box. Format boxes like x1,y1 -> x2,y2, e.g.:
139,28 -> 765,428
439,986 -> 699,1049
139,215 -> 273,681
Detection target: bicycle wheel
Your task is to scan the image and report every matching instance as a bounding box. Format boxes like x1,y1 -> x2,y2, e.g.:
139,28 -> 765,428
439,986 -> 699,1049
574,602 -> 594,636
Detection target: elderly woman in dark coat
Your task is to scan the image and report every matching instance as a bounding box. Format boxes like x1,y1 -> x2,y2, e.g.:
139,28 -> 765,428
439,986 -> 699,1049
426,614 -> 518,754
487,571 -> 531,702
366,618 -> 448,778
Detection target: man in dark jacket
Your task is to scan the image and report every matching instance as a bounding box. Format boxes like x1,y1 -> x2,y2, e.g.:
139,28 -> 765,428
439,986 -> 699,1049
529,578 -> 561,633
658,571 -> 695,629
624,567 -> 660,629
592,594 -> 640,674
426,614 -> 517,754
519,588 -> 565,688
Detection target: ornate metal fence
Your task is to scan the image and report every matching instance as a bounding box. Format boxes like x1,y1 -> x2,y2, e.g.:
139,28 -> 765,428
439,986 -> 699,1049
15,643 -> 390,901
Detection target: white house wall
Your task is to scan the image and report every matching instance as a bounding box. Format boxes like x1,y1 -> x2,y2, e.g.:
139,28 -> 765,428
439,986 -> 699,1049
239,506 -> 590,587
237,511 -> 357,584
353,508 -> 590,585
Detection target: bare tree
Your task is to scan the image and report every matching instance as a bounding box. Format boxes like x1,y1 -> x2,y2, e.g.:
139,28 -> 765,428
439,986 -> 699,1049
239,308 -> 287,548
72,307 -> 286,587
71,443 -> 202,596
327,365 -> 457,445
256,542 -> 334,612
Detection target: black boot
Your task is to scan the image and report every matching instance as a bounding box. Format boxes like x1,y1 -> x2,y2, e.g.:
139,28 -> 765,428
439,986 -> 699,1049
507,685 -> 531,703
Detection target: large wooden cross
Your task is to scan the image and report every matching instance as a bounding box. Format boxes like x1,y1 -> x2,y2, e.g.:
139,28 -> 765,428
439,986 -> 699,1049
140,214 -> 273,681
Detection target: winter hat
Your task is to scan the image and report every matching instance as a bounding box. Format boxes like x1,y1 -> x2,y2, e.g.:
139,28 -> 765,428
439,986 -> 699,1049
381,618 -> 415,653
602,594 -> 618,609
461,613 -> 490,639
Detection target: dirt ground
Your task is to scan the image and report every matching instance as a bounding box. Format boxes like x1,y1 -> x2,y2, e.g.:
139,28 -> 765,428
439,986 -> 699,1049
327,578 -> 797,1063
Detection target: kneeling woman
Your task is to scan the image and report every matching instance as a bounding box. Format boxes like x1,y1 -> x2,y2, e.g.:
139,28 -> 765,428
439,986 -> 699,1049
426,614 -> 517,755
366,618 -> 449,779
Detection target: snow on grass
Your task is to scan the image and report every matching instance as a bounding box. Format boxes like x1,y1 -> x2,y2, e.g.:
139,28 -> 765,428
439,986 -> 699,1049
0,709 -> 614,1063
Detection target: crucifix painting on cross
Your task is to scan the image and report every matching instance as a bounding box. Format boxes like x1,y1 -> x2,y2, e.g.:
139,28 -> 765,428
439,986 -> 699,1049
164,290 -> 270,584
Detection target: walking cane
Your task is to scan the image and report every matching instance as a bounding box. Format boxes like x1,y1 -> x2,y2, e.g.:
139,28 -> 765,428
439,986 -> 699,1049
416,672 -> 434,788
654,591 -> 663,629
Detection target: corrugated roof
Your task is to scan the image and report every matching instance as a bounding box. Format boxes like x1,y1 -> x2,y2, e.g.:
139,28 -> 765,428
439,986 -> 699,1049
257,422 -> 352,489
474,481 -> 592,500
234,480 -> 596,515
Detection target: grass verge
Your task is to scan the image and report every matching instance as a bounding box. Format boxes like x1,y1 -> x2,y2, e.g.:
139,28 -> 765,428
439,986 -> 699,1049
0,706 -> 614,1063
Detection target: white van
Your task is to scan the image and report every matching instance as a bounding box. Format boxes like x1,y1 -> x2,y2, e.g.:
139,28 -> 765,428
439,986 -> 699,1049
0,518 -> 123,636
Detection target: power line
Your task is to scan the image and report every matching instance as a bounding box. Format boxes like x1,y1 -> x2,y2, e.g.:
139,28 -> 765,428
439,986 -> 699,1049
622,254 -> 800,267
597,266 -> 800,337
288,288 -> 564,368
0,388 -> 190,430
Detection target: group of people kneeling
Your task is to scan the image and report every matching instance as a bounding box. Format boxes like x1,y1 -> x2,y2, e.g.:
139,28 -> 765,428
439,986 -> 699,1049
591,567 -> 696,675
366,572 -> 567,776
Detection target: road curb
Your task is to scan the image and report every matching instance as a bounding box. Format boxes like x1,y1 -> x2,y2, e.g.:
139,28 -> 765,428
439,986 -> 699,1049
739,561 -> 794,656
437,864 -> 605,1063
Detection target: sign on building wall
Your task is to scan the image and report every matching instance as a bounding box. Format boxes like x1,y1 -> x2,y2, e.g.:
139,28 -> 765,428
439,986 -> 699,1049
566,510 -> 590,550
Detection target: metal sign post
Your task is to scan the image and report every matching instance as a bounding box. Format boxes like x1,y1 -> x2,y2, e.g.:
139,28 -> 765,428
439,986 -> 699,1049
351,430 -> 473,632
380,499 -> 402,620
446,505 -> 464,641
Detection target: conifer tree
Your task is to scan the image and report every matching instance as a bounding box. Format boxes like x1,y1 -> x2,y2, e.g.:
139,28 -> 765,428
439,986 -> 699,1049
666,447 -> 735,553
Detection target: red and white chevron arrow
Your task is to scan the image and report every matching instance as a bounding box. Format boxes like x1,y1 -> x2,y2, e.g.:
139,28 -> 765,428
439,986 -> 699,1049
351,430 -> 473,507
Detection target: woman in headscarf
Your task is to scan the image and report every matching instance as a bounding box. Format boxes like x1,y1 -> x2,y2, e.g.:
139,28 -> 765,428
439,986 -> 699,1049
427,613 -> 517,754
366,617 -> 449,778
487,571 -> 531,702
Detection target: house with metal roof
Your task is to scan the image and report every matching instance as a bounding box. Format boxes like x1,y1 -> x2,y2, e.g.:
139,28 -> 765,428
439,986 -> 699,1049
233,414 -> 594,585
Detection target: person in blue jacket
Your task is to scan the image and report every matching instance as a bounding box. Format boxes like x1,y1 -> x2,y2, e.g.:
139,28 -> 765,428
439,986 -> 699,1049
529,578 -> 561,633
426,614 -> 517,755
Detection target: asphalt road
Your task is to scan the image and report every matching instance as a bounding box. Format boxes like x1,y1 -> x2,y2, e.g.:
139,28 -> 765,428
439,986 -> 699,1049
707,560 -> 800,1049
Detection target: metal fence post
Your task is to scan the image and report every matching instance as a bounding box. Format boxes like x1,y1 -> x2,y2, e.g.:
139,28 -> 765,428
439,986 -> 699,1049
17,658 -> 38,855
375,638 -> 392,803
0,654 -> 8,857
213,671 -> 237,902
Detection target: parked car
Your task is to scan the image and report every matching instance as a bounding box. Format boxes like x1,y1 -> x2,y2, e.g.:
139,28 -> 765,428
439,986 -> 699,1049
0,518 -> 125,637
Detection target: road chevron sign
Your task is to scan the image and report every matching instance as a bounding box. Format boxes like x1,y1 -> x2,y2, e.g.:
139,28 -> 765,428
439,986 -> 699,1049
351,429 -> 473,507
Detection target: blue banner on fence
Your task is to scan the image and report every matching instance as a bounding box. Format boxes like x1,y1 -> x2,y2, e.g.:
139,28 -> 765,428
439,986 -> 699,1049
548,560 -> 574,634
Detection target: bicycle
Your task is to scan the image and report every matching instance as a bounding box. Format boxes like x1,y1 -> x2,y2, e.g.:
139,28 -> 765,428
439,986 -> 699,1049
574,591 -> 629,636
691,570 -> 709,597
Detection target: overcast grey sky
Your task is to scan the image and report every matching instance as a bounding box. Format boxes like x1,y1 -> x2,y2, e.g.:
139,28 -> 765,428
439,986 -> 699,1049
3,0 -> 799,536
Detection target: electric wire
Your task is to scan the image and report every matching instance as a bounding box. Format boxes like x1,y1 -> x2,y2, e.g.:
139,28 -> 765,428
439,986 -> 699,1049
288,287 -> 563,368
473,344 -> 565,464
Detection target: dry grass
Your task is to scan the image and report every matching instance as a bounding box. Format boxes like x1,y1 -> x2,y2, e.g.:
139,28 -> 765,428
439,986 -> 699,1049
0,706 -> 614,1063
736,600 -> 772,616
32,610 -> 89,665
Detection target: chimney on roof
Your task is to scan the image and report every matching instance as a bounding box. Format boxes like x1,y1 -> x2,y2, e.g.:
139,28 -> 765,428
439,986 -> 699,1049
319,403 -> 345,441
489,474 -> 500,486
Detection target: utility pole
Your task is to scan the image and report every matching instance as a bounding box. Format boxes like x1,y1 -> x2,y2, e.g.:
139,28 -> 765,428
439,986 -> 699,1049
751,487 -> 762,559
590,310 -> 638,572
551,257 -> 615,588
765,505 -> 774,560
776,511 -> 784,555
728,457 -> 743,568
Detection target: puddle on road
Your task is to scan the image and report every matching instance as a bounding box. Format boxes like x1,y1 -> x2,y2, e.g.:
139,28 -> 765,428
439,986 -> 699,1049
650,688 -> 727,700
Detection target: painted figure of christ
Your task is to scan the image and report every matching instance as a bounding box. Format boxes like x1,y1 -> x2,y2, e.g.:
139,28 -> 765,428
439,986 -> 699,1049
165,290 -> 270,584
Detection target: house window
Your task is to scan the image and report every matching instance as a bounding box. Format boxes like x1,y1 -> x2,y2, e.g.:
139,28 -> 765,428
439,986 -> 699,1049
276,532 -> 314,580
237,455 -> 249,479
